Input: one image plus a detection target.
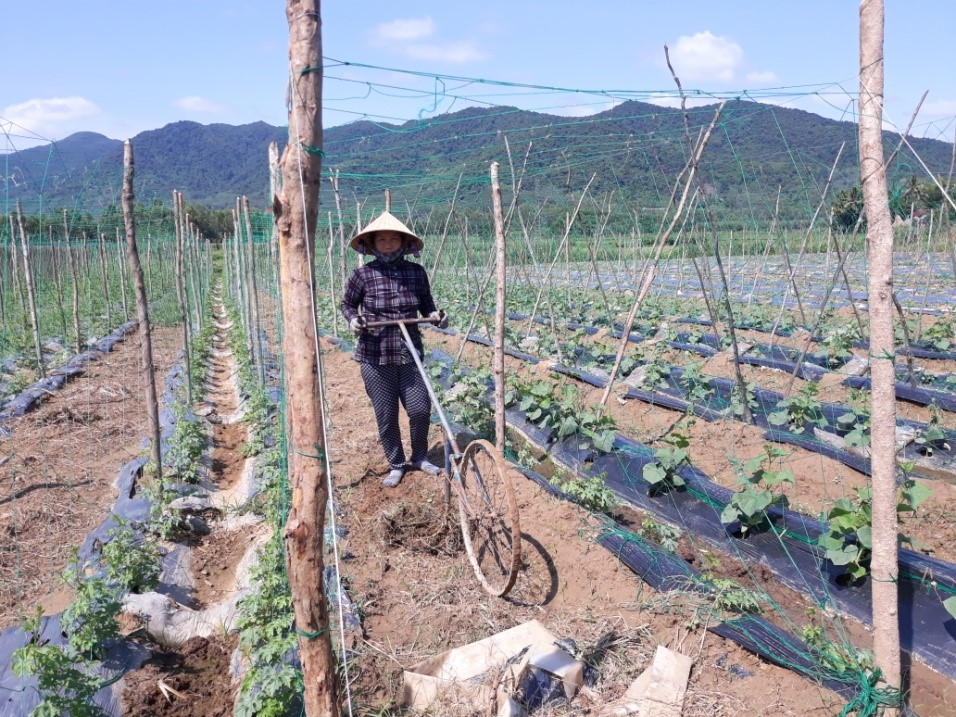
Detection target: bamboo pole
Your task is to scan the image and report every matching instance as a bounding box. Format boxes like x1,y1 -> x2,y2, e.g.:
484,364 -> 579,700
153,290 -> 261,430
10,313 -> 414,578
490,162 -> 507,455
122,140 -> 162,481
16,202 -> 44,377
49,225 -> 68,338
97,232 -> 113,331
9,213 -> 27,323
277,3 -> 340,713
172,191 -> 193,405
242,195 -> 264,385
63,210 -> 82,353
859,0 -> 901,704
115,228 -> 131,321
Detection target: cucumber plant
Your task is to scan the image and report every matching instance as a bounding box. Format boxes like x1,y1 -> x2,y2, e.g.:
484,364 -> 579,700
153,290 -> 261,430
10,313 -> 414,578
642,427 -> 692,494
768,381 -> 826,434
720,444 -> 794,536
816,476 -> 932,582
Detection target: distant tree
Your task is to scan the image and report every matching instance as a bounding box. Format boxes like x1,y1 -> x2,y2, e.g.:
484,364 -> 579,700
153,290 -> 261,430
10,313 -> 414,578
831,186 -> 865,232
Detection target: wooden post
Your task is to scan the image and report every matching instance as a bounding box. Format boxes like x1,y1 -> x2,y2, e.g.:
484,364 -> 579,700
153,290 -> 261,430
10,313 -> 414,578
490,163 -> 507,454
15,202 -> 44,377
63,210 -> 82,353
122,140 -> 162,482
242,196 -> 265,385
859,0 -> 901,704
97,231 -> 113,331
172,191 -> 193,405
115,228 -> 131,321
49,225 -> 68,338
275,3 -> 340,715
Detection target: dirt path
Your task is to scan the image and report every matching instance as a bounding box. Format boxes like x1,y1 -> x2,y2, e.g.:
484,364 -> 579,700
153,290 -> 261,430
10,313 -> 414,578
0,325 -> 181,630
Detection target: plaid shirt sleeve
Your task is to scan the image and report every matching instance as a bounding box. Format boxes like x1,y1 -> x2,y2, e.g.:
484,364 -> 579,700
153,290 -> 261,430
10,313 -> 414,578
341,259 -> 437,364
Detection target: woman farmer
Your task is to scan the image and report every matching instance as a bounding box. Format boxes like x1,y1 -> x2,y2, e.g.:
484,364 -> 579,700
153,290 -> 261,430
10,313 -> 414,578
341,211 -> 449,487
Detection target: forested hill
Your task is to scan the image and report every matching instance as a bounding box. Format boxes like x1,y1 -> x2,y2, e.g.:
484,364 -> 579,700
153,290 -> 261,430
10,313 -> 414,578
4,100 -> 953,227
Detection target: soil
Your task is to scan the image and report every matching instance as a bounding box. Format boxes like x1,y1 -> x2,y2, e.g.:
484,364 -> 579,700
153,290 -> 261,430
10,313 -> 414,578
121,635 -> 237,717
0,325 -> 181,630
320,343 -> 852,716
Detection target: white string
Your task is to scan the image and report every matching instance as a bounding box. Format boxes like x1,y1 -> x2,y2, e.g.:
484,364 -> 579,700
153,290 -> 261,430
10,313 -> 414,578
286,48 -> 356,716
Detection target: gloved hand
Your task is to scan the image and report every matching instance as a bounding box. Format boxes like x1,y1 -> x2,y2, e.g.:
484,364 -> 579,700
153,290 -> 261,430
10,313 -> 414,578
429,310 -> 449,329
349,316 -> 367,337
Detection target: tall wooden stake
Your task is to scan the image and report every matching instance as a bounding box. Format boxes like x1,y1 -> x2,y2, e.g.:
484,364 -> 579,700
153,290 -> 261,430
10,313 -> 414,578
122,140 -> 162,481
490,162 -> 507,454
275,3 -> 339,714
63,210 -> 82,353
859,0 -> 901,705
15,202 -> 44,377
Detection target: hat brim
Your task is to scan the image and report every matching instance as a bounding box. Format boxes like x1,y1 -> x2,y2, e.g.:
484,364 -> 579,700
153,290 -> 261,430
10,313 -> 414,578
349,231 -> 424,255
348,211 -> 425,254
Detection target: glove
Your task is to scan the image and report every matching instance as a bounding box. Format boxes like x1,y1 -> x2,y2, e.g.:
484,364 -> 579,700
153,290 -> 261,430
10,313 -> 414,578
349,316 -> 366,337
429,310 -> 449,329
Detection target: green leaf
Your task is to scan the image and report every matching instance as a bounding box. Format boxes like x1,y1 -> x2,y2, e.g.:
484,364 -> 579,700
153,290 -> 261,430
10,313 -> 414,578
856,525 -> 872,549
768,410 -> 790,427
826,544 -> 861,566
944,596 -> 956,619
643,463 -> 666,485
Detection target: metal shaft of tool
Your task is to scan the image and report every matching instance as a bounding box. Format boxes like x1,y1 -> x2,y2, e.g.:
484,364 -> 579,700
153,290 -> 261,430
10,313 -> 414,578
394,321 -> 462,457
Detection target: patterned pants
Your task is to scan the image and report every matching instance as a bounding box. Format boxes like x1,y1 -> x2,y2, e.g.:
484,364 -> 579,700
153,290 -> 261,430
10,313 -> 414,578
360,362 -> 432,470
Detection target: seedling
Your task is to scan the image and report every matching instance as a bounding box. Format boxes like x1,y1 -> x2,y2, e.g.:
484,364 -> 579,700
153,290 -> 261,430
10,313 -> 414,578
720,445 -> 794,536
643,428 -> 692,494
768,381 -> 826,434
816,478 -> 932,582
550,468 -> 618,514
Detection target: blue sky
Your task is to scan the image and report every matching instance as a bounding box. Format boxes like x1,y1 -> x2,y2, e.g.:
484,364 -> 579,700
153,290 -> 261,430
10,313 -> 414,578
2,1 -> 954,150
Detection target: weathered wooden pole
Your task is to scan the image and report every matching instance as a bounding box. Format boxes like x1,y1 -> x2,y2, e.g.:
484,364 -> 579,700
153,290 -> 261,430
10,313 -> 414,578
122,140 -> 162,481
275,2 -> 340,715
97,231 -> 113,330
490,162 -> 507,455
242,195 -> 265,385
15,202 -> 44,377
859,0 -> 901,705
63,210 -> 82,353
172,190 -> 193,405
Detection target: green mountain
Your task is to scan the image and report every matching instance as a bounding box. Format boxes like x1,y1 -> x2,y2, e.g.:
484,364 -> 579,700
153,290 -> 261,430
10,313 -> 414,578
2,100 -> 952,231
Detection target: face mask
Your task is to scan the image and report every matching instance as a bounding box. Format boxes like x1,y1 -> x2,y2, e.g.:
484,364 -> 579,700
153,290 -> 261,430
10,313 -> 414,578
371,242 -> 406,263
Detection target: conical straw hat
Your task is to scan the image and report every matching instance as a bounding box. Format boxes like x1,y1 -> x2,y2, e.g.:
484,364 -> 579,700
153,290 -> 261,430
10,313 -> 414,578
349,211 -> 424,254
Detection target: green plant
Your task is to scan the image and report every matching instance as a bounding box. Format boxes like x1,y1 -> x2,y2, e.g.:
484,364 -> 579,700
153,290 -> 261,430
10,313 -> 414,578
12,614 -> 105,717
730,381 -> 759,419
913,410 -> 951,457
101,518 -> 161,593
944,595 -> 956,619
679,361 -> 713,403
802,607 -> 875,677
703,575 -> 765,615
60,564 -> 122,661
813,324 -> 859,367
505,377 -> 617,453
816,478 -> 932,581
720,445 -> 794,536
164,404 -> 207,483
921,315 -> 955,351
642,427 -> 692,494
549,469 -> 618,514
768,381 -> 825,434
835,390 -> 871,449
637,517 -> 682,553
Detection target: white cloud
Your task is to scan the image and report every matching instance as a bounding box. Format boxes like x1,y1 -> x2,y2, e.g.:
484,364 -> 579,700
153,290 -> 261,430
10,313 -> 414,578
745,70 -> 779,84
923,99 -> 956,116
368,17 -> 484,64
403,41 -> 485,64
370,17 -> 436,44
173,96 -> 226,114
645,93 -> 715,109
1,96 -> 100,139
669,31 -> 743,83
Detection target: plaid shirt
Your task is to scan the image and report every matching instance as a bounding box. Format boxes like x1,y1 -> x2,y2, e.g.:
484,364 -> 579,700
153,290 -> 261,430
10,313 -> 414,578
341,258 -> 438,365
